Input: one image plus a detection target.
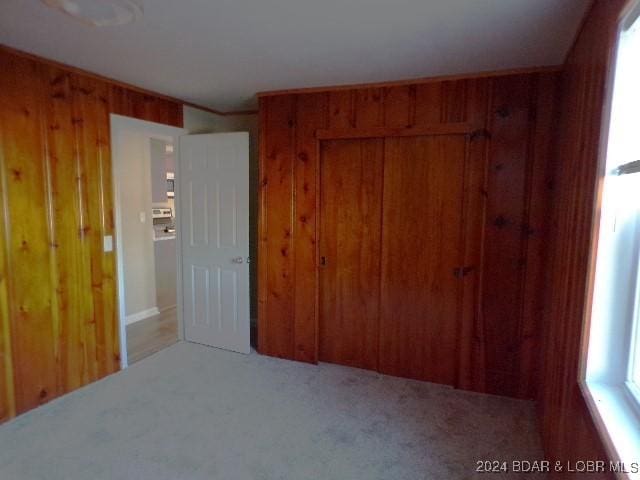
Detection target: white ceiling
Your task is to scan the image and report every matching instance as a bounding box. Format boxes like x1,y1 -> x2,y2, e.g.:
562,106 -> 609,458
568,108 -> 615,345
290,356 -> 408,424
0,0 -> 590,112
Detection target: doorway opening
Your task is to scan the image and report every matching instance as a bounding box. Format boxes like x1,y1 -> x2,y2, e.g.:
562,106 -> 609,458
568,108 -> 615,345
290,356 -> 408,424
111,115 -> 252,368
110,115 -> 186,368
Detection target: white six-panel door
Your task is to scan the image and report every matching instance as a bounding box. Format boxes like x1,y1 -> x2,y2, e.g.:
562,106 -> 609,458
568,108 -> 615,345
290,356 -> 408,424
179,132 -> 250,354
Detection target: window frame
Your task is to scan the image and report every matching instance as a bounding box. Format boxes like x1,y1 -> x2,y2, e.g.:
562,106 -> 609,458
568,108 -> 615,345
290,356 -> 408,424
622,207 -> 640,419
627,264 -> 640,410
580,0 -> 640,475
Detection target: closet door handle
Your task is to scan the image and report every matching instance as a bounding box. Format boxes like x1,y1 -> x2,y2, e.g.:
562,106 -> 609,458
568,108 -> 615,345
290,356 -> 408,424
320,256 -> 327,267
453,266 -> 474,278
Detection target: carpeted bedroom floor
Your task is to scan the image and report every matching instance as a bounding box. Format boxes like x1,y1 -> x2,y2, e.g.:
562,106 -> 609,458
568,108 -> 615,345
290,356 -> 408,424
0,341 -> 544,479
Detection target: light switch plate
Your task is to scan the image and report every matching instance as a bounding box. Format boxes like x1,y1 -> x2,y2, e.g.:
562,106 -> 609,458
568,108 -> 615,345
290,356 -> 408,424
103,235 -> 113,253
139,211 -> 146,223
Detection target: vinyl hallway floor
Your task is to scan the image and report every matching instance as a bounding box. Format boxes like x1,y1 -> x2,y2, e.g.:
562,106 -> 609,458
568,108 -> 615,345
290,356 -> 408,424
0,342 -> 545,479
126,307 -> 178,364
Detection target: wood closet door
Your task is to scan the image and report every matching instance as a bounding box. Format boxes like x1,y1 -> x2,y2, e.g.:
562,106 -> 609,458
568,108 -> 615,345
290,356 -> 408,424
379,135 -> 467,385
319,139 -> 384,370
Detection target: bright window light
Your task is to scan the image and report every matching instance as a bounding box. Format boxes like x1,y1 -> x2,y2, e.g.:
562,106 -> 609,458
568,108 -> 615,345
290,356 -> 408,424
584,3 -> 640,467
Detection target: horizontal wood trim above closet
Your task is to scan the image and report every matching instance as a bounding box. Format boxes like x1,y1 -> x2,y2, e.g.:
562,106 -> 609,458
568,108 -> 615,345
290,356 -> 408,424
257,65 -> 562,98
0,44 -> 256,116
315,122 -> 479,140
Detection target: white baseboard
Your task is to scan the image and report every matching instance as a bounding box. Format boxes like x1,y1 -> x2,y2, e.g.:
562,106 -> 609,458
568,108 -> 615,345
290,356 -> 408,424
126,307 -> 160,325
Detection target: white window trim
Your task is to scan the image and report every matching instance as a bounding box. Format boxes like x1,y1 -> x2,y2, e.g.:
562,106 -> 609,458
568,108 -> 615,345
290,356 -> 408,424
581,1 -> 640,478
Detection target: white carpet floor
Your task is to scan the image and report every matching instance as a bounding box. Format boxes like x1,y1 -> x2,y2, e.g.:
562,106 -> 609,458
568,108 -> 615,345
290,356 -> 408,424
0,342 -> 544,479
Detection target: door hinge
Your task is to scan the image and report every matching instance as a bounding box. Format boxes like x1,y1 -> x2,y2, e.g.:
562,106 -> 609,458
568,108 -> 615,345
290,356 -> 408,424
453,266 -> 475,278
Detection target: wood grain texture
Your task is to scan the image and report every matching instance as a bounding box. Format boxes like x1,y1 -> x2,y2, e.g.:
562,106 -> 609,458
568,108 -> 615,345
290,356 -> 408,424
293,93 -> 328,363
0,128 -> 16,422
539,0 -> 626,474
379,135 -> 466,385
0,44 -> 253,117
519,73 -> 559,400
482,74 -> 533,397
259,70 -> 559,399
0,55 -> 58,412
0,47 -> 182,421
456,78 -> 490,392
258,95 -> 296,359
315,123 -> 475,140
319,138 -> 383,371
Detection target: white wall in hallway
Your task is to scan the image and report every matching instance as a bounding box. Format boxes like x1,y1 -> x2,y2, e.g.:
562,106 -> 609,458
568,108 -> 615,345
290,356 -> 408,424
114,129 -> 158,322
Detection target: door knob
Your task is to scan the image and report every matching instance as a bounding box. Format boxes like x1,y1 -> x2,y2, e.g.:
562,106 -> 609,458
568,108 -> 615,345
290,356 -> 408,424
232,257 -> 244,264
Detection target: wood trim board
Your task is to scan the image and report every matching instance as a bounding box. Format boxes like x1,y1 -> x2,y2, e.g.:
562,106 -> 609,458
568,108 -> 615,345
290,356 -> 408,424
315,123 -> 479,140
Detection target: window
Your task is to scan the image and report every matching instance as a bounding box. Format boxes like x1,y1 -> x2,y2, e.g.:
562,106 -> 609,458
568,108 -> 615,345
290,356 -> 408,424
584,1 -> 640,468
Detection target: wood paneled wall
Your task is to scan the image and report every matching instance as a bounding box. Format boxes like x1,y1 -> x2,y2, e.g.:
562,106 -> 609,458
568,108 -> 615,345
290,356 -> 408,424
0,46 -> 182,422
539,0 -> 627,473
258,69 -> 560,399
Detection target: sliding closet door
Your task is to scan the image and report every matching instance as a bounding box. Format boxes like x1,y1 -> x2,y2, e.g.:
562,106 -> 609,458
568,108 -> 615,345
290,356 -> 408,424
319,139 -> 384,370
379,135 -> 467,385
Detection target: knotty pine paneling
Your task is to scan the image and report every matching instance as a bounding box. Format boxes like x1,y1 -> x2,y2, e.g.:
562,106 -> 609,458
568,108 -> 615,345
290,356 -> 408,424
457,78 -> 491,393
258,70 -> 560,398
539,0 -> 627,474
0,47 -> 182,421
483,75 -> 535,398
258,95 -> 296,359
294,93 -> 328,362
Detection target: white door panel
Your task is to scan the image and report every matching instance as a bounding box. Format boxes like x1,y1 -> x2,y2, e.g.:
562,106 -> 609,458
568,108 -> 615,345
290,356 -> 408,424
179,132 -> 250,354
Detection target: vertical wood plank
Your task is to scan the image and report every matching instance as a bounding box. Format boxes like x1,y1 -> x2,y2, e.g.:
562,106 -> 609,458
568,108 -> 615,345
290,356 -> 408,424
108,85 -> 132,119
0,127 -> 16,422
95,81 -> 120,375
73,74 -> 118,381
441,80 -> 468,122
328,91 -> 354,128
354,88 -> 384,128
414,83 -> 442,125
0,55 -> 58,412
482,75 -> 533,397
258,97 -> 268,355
166,101 -> 184,128
383,86 -> 413,127
319,138 -> 383,371
42,66 -> 88,393
258,95 -> 296,359
456,78 -> 490,391
293,93 -> 328,363
108,84 -> 182,128
519,73 -> 560,399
